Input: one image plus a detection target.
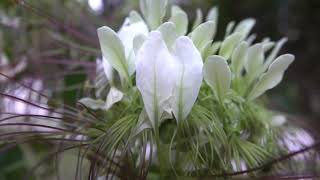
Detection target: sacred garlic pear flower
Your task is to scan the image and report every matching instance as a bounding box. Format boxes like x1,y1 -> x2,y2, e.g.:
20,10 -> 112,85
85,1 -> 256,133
136,31 -> 176,128
136,31 -> 203,128
97,14 -> 148,81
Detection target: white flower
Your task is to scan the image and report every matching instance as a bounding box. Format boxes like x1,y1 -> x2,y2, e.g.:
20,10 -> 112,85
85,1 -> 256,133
94,14 -> 148,109
117,18 -> 149,75
97,14 -> 148,80
136,31 -> 203,127
136,31 -> 176,128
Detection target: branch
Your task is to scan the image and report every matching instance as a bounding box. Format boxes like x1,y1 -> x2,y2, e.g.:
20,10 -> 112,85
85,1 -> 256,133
206,141 -> 320,178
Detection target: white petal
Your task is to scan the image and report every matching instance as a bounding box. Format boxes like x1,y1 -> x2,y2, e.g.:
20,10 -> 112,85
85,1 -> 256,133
192,9 -> 203,30
206,6 -> 218,23
245,43 -> 264,82
234,18 -> 256,38
169,6 -> 188,36
231,41 -> 249,76
247,54 -> 294,100
263,42 -> 275,52
79,87 -> 123,110
204,55 -> 231,100
105,87 -> 124,109
219,32 -> 243,60
140,0 -> 168,30
190,21 -> 216,55
224,21 -> 235,38
102,57 -> 113,82
203,41 -> 221,61
246,34 -> 257,45
136,31 -> 177,128
97,26 -> 129,79
133,34 -> 147,55
78,98 -> 106,110
172,36 -> 203,121
202,41 -> 221,61
117,20 -> 149,75
263,38 -> 287,71
128,11 -> 144,23
157,22 -> 178,49
118,20 -> 149,58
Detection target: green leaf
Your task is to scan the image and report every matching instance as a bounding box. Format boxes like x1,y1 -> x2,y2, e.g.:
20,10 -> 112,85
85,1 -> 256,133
247,54 -> 294,100
219,32 -> 243,60
169,6 -> 188,36
97,27 -> 129,80
140,0 -> 168,30
189,21 -> 216,55
192,9 -> 203,30
204,55 -> 231,100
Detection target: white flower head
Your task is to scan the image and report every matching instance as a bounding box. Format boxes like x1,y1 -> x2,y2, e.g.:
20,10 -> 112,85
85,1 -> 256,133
136,31 -> 176,128
136,30 -> 203,127
97,14 -> 148,81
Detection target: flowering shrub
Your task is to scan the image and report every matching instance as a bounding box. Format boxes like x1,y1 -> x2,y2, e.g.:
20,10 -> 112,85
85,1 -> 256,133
2,0 -> 310,179
76,0 -> 295,178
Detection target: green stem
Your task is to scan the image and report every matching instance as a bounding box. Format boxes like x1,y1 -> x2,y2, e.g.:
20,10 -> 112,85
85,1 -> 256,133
155,128 -> 167,179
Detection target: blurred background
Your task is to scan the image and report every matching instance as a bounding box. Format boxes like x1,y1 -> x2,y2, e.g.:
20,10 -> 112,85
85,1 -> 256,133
0,0 -> 319,179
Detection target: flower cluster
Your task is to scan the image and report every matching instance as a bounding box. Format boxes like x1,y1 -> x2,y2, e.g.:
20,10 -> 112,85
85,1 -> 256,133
79,0 -> 295,177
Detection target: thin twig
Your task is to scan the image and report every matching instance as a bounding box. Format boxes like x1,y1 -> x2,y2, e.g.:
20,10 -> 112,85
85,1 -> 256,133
204,141 -> 320,178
